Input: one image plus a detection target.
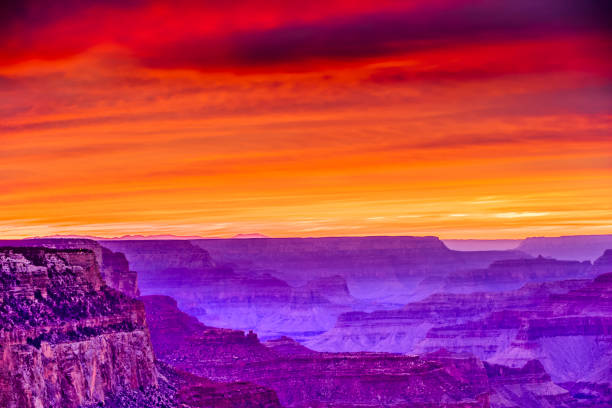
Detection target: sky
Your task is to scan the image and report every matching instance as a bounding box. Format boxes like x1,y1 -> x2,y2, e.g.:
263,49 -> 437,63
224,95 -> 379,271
1,0 -> 611,239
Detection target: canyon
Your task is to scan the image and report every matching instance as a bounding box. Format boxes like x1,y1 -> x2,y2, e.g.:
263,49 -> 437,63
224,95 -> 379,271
2,234 -> 611,407
141,294 -> 492,408
103,237 -> 529,339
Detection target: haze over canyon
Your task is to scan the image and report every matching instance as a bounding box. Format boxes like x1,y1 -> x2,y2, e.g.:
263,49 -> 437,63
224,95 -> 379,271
1,234 -> 611,407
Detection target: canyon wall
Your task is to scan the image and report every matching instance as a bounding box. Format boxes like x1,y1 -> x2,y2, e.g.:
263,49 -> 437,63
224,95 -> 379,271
0,247 -> 156,408
439,256 -> 593,293
0,245 -> 283,408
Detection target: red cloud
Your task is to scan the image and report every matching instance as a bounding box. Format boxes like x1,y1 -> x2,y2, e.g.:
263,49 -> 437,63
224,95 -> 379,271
1,0 -> 610,76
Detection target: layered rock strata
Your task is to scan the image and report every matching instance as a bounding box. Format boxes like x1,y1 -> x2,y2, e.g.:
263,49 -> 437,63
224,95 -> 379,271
307,278 -> 589,352
0,238 -> 139,297
0,247 -> 156,408
141,294 -> 491,408
192,236 -> 528,295
103,237 -> 529,339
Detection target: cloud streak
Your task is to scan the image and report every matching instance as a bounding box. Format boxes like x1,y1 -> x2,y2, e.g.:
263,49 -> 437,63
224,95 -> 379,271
0,0 -> 610,238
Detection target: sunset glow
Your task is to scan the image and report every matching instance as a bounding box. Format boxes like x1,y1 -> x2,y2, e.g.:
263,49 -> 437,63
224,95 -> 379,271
1,0 -> 611,239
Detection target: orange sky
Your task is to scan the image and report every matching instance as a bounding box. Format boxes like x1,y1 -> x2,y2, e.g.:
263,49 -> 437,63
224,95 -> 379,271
1,0 -> 611,239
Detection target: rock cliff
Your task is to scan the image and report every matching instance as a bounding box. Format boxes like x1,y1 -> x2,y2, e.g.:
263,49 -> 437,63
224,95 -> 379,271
100,240 -> 215,274
1,246 -> 283,408
0,238 -> 139,297
484,360 -> 576,407
0,247 -> 156,408
591,249 -> 612,276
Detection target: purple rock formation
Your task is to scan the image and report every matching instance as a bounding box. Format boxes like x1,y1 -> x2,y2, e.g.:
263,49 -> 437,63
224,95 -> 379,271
485,360 -> 576,407
440,256 -> 593,293
141,294 -> 491,408
518,235 -> 612,261
0,238 -> 139,297
307,278 -> 589,352
0,247 -> 156,408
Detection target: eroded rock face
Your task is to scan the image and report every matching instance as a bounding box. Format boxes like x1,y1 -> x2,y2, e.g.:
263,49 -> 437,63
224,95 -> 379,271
415,273 -> 612,406
141,295 -> 491,408
485,360 -> 576,408
0,247 -> 157,408
591,249 -> 612,276
176,380 -> 281,408
305,271 -> 611,406
136,266 -> 352,340
307,279 -> 589,353
101,247 -> 139,297
100,240 -> 215,274
0,239 -> 139,297
90,361 -> 283,408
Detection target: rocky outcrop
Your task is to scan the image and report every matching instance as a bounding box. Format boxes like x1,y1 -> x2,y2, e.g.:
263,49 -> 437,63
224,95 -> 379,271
177,382 -> 281,408
518,235 -> 612,261
591,249 -> 612,276
136,266 -> 351,340
100,247 -> 139,297
0,247 -> 157,408
307,270 -> 610,406
485,360 -> 575,408
100,240 -> 215,274
141,295 -> 491,408
491,273 -> 612,382
0,247 -> 281,408
0,238 -> 139,297
154,362 -> 282,408
140,295 -> 277,376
